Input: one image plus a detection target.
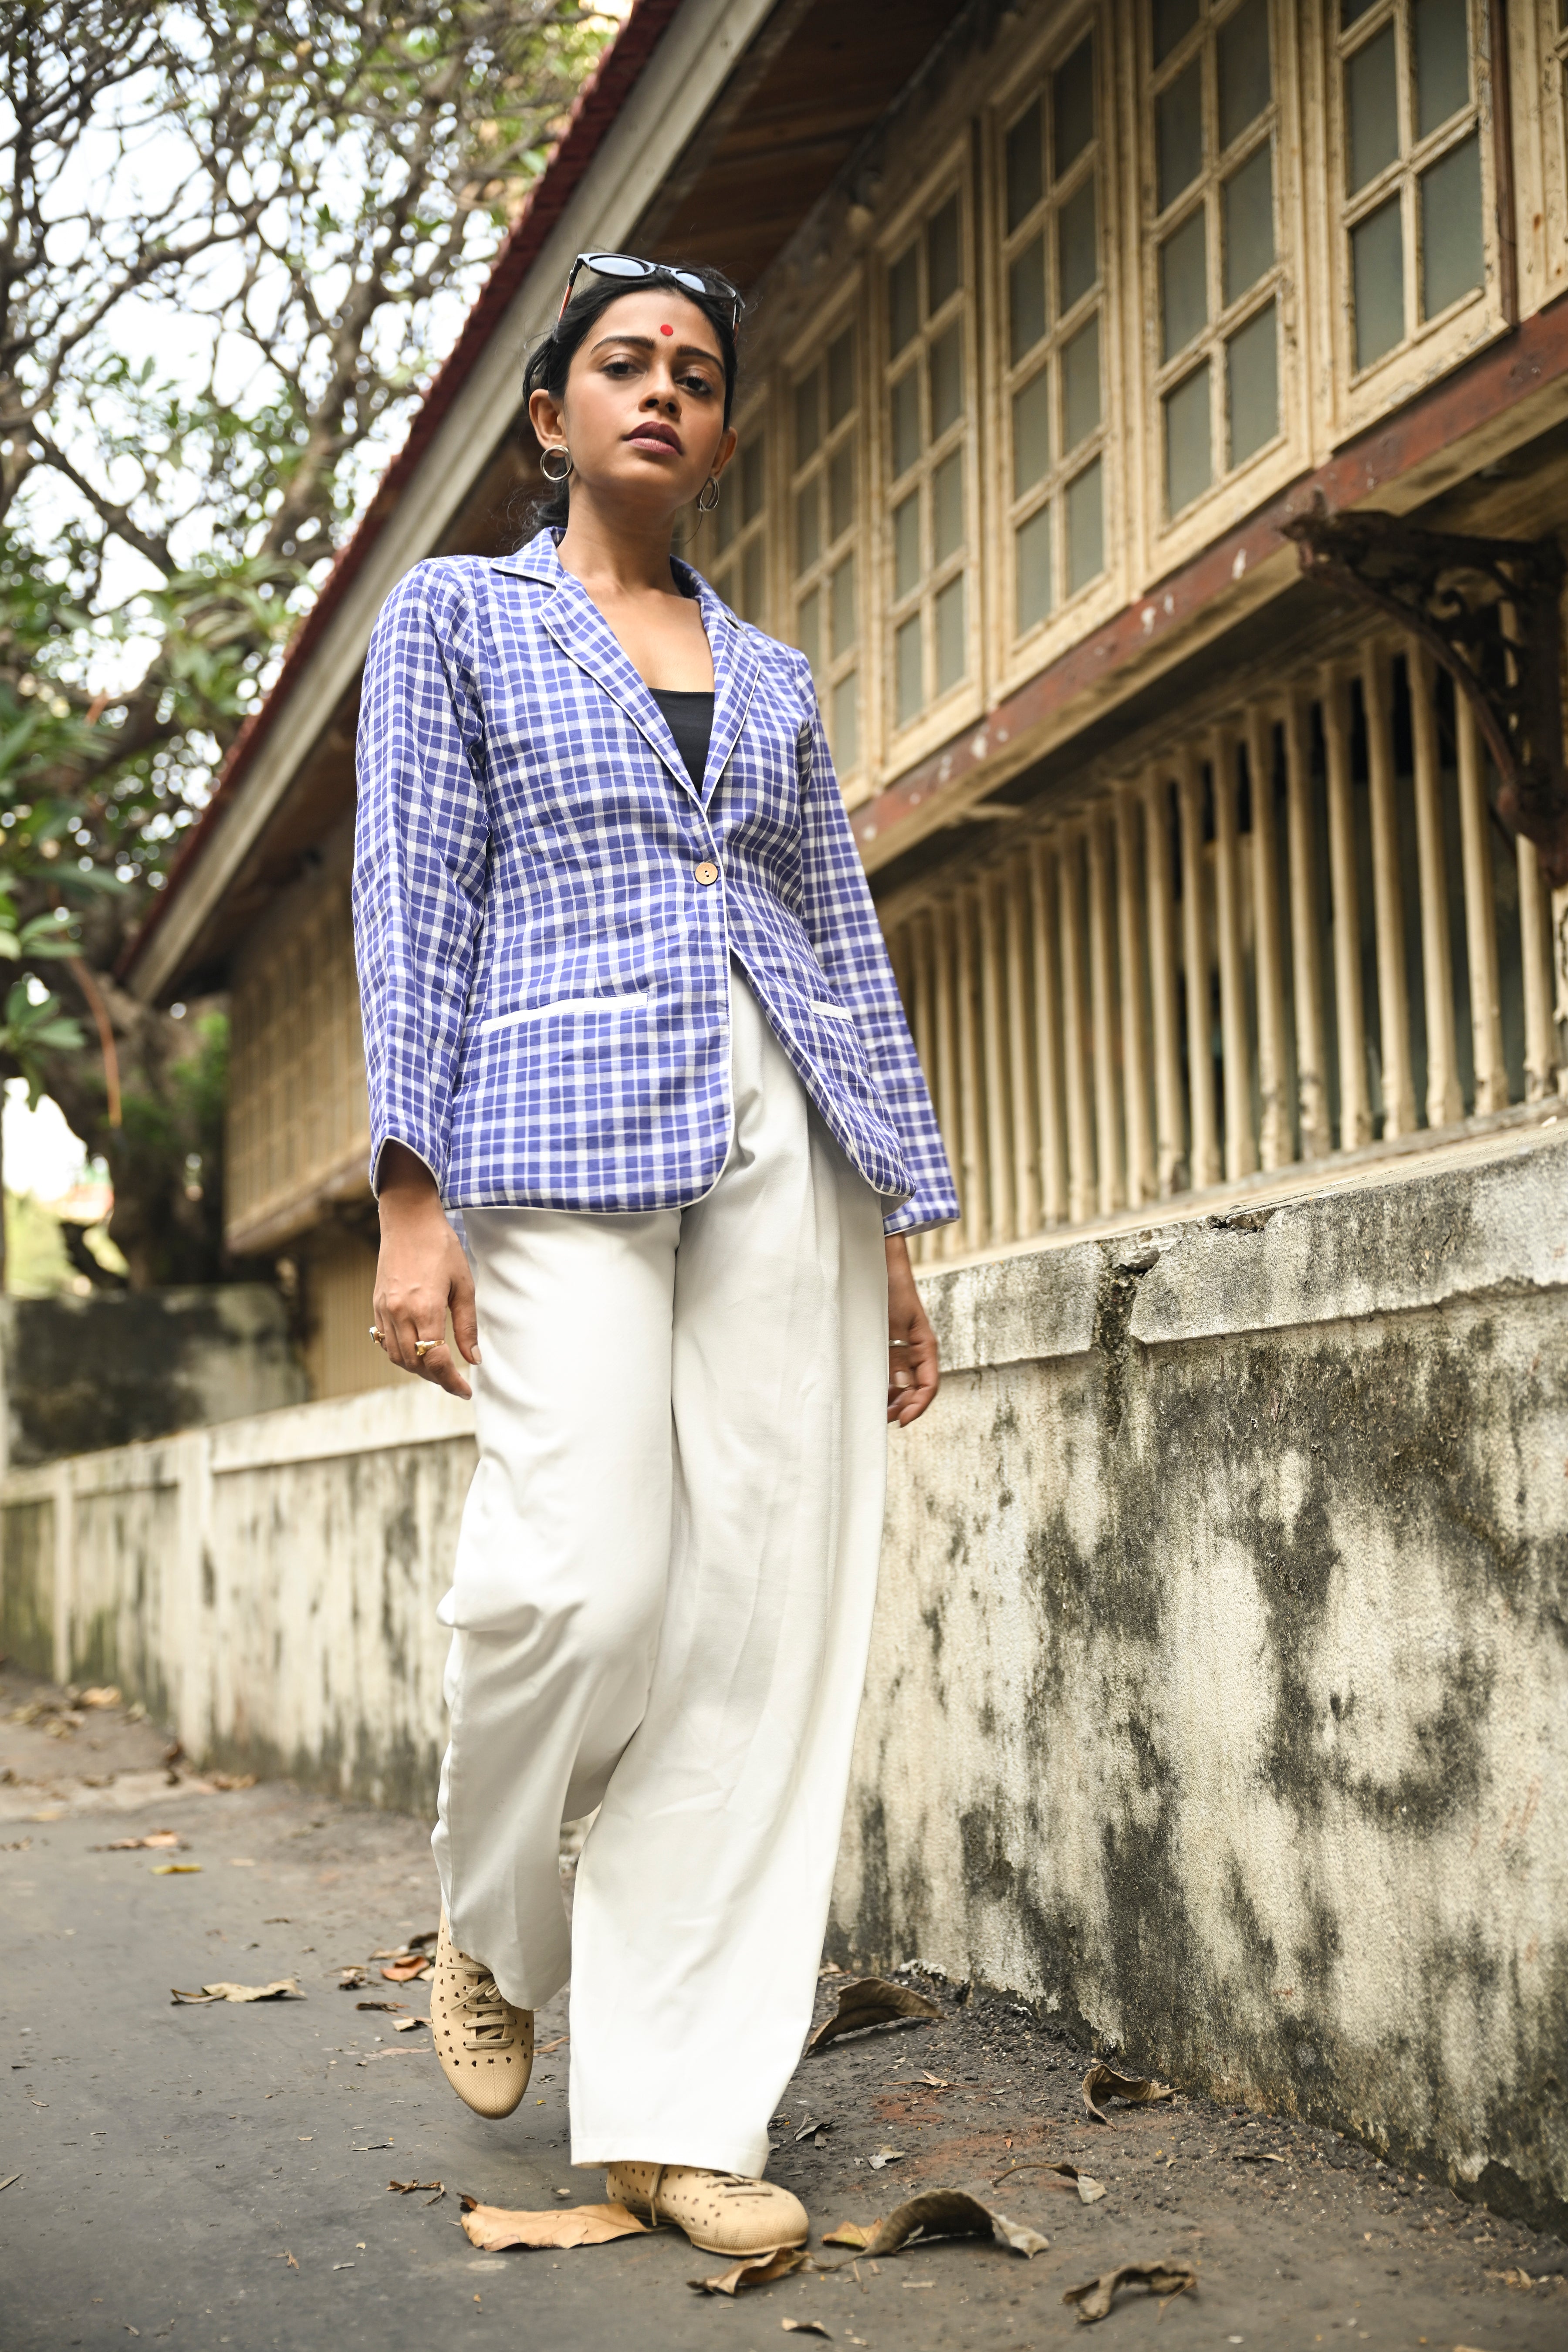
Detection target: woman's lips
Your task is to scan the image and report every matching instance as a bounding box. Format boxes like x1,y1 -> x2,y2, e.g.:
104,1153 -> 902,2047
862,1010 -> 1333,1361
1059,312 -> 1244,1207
626,425 -> 681,453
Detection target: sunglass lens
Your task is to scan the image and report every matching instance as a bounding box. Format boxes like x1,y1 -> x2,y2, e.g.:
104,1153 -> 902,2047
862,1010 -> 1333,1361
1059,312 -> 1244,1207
585,252 -> 646,278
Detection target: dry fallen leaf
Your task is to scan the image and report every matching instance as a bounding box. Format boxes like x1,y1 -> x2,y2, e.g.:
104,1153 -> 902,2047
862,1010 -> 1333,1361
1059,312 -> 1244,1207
689,2247 -> 810,2296
208,1773 -> 258,1791
1233,2151 -> 1284,2165
820,2222 -> 879,2250
389,2180 -> 444,2203
781,2323 -> 832,2338
992,2160 -> 1105,2204
355,2000 -> 406,2013
338,1968 -> 369,1990
537,2034 -> 568,2055
808,1978 -> 941,2054
78,1686 -> 121,1709
152,1863 -> 202,1875
380,1955 -> 432,1982
103,1832 -> 183,1852
460,2197 -> 649,2251
917,2073 -> 951,2088
394,2017 -> 426,2033
170,1979 -> 304,2004
820,2190 -> 1048,2263
1080,2062 -> 1176,2127
867,2147 -> 905,2171
1062,2259 -> 1197,2323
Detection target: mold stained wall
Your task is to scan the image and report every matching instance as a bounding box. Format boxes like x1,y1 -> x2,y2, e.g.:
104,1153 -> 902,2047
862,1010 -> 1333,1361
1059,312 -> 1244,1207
833,1130 -> 1568,2232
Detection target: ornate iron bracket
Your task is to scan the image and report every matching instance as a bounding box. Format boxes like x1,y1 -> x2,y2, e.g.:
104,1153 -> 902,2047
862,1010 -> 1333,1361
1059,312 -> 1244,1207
1281,497 -> 1568,889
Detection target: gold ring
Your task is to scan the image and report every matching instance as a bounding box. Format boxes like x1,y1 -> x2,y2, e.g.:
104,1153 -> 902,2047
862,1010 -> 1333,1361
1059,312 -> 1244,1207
369,1326 -> 385,1347
414,1338 -> 440,1357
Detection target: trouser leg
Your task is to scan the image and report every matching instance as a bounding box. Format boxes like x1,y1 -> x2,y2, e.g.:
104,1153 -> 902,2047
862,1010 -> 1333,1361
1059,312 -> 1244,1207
568,980 -> 889,2176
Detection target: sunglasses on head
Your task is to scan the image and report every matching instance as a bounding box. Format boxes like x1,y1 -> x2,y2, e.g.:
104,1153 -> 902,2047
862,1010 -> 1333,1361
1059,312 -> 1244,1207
556,250 -> 741,334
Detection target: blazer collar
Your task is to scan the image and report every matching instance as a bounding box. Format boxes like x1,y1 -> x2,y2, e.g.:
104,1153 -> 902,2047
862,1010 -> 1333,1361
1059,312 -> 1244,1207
493,529 -> 760,808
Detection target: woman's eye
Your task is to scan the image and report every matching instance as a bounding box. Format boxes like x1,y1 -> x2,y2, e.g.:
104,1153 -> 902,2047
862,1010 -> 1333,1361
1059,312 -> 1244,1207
679,373 -> 716,396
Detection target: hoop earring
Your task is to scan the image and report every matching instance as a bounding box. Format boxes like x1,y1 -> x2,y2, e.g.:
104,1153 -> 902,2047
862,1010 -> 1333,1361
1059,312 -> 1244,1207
696,475 -> 721,514
539,446 -> 573,483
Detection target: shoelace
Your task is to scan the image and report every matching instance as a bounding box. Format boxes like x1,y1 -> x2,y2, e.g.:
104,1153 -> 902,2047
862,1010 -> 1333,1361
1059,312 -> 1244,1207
449,1959 -> 517,2051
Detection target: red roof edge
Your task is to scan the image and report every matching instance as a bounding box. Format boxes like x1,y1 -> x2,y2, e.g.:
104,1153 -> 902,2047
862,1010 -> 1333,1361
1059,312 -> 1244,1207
121,0 -> 688,988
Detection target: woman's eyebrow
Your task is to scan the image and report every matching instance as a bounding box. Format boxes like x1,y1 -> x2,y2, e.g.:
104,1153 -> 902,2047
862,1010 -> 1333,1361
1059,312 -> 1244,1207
590,331 -> 722,366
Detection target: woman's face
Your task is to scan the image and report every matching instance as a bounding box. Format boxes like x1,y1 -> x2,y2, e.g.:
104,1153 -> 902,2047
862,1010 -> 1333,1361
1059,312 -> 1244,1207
529,286 -> 736,520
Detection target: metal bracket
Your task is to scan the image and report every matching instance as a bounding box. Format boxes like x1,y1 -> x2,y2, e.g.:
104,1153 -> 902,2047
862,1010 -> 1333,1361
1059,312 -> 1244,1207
1281,497 -> 1568,888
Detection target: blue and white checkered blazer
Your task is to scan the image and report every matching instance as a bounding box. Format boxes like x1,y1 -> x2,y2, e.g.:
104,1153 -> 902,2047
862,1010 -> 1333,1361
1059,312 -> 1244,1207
352,529 -> 957,1236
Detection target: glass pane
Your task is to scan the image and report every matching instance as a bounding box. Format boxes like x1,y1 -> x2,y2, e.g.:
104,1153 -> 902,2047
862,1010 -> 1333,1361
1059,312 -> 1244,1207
1154,0 -> 1200,64
831,670 -> 859,774
741,439 -> 765,523
896,612 -> 923,726
741,537 -> 765,625
1058,176 -> 1098,311
794,370 -> 820,465
1352,193 -> 1405,366
1007,99 -> 1044,230
891,369 -> 921,476
1012,368 -> 1052,496
1160,206 -> 1209,360
889,243 -> 919,354
1223,140 -> 1275,303
1065,457 -> 1104,593
1164,359 -> 1212,513
714,480 -> 738,553
1347,25 -> 1400,193
1157,61 -> 1203,210
1415,0 -> 1469,137
1016,503 -> 1054,633
1420,133 -> 1483,317
828,442 -> 855,541
831,553 -> 857,658
795,479 -> 820,576
927,196 -> 962,311
1217,0 -> 1271,149
935,574 -> 966,695
797,587 -> 821,674
1342,0 -> 1379,20
929,323 -> 964,436
828,328 -> 856,427
893,492 -> 922,599
1053,34 -> 1095,176
1062,312 -> 1101,451
1010,234 -> 1048,363
933,450 -> 964,564
1227,299 -> 1278,463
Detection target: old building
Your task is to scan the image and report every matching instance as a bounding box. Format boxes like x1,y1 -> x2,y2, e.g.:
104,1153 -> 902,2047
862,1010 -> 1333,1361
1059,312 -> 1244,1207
7,0 -> 1562,2229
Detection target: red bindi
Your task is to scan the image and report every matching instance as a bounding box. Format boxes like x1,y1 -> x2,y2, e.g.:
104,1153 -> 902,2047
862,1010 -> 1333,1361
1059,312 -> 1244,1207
659,323 -> 674,335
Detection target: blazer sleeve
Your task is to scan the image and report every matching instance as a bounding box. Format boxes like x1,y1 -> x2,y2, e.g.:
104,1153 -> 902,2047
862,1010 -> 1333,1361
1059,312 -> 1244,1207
352,563 -> 490,1197
793,660 -> 959,1239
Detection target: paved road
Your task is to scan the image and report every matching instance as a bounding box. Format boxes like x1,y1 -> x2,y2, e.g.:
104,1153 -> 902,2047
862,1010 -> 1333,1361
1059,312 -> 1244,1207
3,1670 -> 1565,2350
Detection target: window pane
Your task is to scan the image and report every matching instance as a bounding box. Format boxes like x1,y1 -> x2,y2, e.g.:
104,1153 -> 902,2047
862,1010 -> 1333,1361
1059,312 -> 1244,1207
1007,99 -> 1044,230
714,481 -> 738,553
1227,299 -> 1278,463
831,670 -> 859,774
929,323 -> 964,436
933,450 -> 964,565
893,492 -> 922,599
891,369 -> 921,476
1053,34 -> 1095,176
889,244 -> 919,354
1342,0 -> 1379,20
1062,312 -> 1101,451
1352,193 -> 1405,366
1012,368 -> 1053,496
794,370 -> 820,464
1414,0 -> 1469,137
1164,359 -> 1212,513
1217,0 -> 1271,148
828,327 -> 856,427
1058,176 -> 1098,311
828,442 -> 855,541
896,612 -> 924,725
797,587 -> 821,673
1420,132 -> 1483,316
927,196 -> 962,311
935,575 -> 966,695
1065,457 -> 1105,593
1346,25 -> 1399,193
741,439 -> 765,523
1223,140 -> 1275,302
1016,503 -> 1054,633
1010,234 -> 1048,363
1154,0 -> 1200,65
741,537 -> 766,625
1157,61 -> 1204,210
1160,207 -> 1209,360
831,553 -> 857,657
795,479 -> 820,575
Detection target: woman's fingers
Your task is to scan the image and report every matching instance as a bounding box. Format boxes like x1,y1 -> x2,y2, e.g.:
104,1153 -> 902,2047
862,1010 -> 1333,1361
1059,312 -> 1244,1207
449,1260 -> 481,1368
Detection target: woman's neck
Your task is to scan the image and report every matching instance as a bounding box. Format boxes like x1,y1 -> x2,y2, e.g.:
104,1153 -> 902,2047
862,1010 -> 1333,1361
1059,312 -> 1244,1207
555,493 -> 682,599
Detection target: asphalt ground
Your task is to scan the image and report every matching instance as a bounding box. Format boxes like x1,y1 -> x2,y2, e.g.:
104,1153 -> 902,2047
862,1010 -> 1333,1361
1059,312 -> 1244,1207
3,1666 -> 1565,2352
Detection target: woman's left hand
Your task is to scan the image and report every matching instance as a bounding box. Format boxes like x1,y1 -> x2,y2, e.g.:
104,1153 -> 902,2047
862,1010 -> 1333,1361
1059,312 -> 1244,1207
885,1235 -> 939,1426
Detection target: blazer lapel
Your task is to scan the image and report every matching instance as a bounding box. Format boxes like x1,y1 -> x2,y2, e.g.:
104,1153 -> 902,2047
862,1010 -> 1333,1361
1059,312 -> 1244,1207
679,562 -> 762,808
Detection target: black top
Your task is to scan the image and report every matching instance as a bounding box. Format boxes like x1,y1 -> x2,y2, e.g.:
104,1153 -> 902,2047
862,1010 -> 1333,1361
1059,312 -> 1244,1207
650,688 -> 715,791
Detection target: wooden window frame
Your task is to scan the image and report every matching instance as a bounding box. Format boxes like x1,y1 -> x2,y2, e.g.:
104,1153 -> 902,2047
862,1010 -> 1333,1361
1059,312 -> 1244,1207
784,288 -> 872,803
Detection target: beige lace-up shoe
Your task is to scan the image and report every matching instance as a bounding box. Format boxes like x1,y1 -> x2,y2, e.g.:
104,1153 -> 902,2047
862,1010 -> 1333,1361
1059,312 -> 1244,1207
430,1910 -> 533,2119
605,2162 -> 808,2257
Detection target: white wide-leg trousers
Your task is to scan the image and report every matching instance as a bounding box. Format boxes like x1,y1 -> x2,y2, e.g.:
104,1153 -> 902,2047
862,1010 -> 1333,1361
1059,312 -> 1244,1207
432,972 -> 889,2177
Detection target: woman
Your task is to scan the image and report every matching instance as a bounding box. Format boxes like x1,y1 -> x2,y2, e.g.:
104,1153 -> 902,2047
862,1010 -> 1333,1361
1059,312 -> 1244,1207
353,253 -> 957,2257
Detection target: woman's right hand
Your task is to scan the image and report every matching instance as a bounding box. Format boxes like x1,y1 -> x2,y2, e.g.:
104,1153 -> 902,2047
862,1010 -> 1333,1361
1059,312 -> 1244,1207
372,1142 -> 481,1399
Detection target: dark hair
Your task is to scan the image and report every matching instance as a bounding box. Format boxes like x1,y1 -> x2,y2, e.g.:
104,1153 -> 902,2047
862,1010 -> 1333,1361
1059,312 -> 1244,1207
518,262 -> 742,536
